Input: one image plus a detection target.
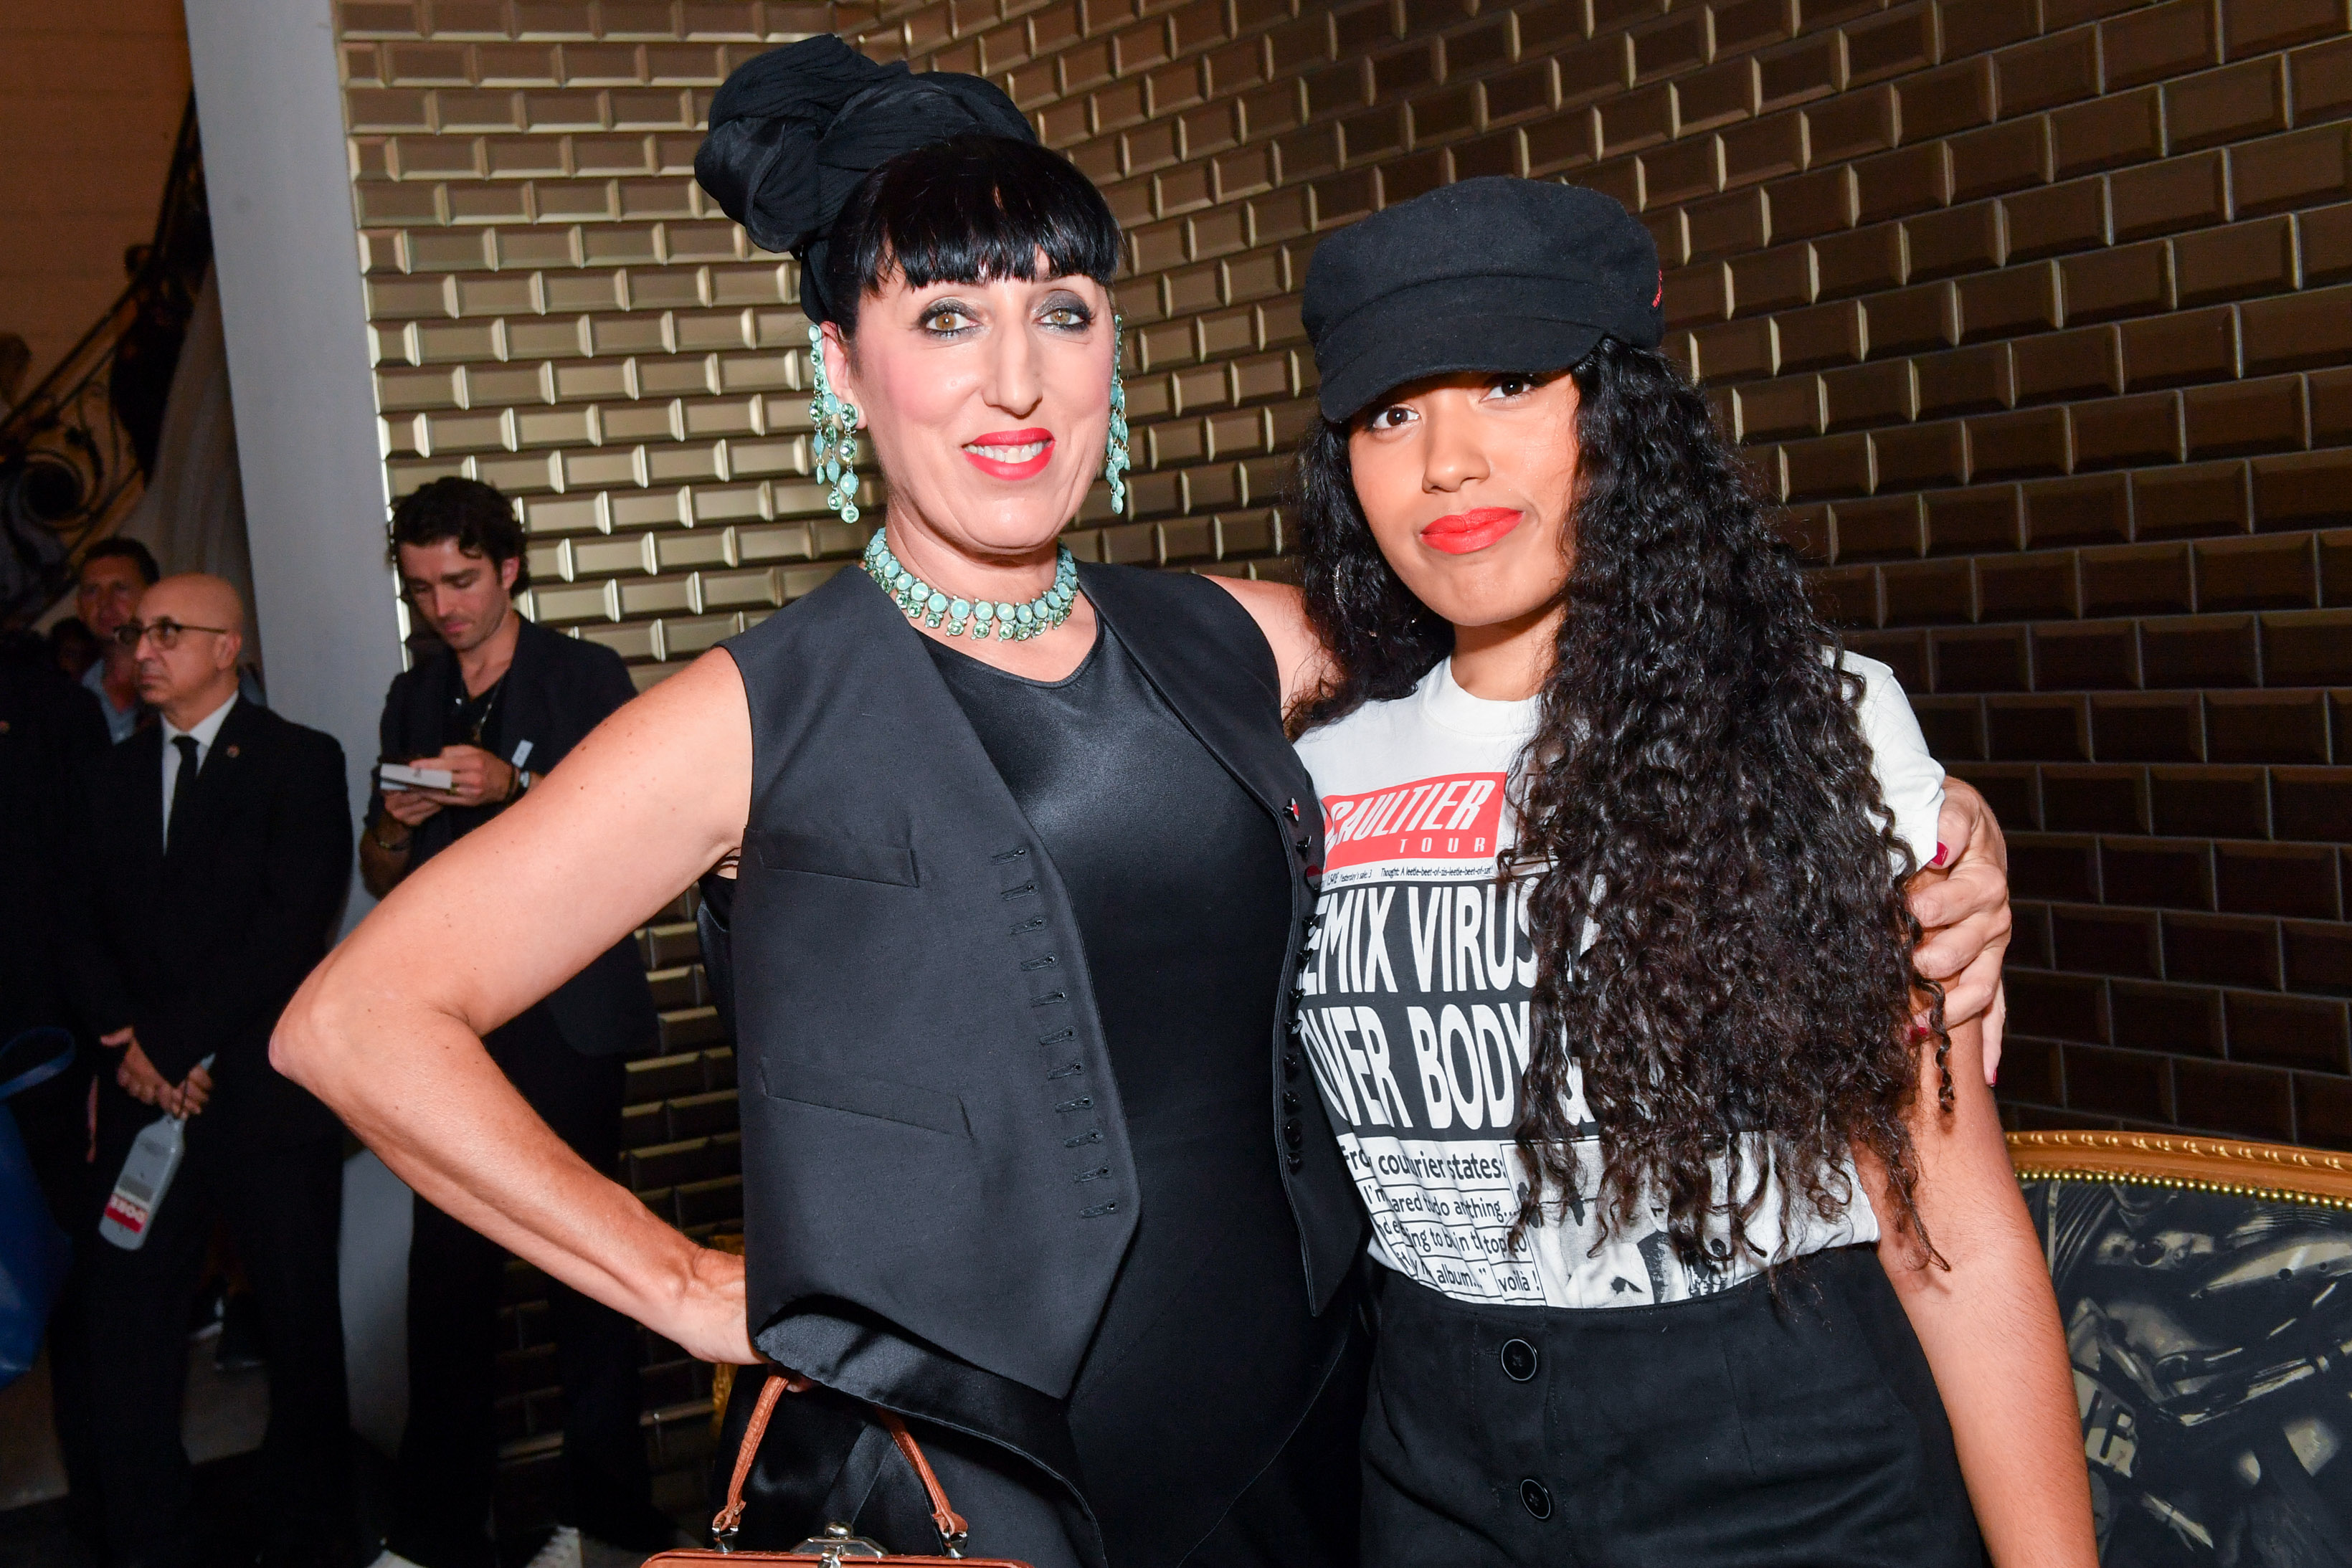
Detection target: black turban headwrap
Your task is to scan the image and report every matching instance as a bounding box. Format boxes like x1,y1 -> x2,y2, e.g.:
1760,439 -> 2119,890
694,35 -> 1035,325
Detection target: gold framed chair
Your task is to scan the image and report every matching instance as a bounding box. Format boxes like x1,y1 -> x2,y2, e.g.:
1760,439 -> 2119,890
2006,1131 -> 2352,1562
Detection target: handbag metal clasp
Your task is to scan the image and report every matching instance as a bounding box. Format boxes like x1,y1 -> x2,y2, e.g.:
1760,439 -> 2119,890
790,1522 -> 888,1563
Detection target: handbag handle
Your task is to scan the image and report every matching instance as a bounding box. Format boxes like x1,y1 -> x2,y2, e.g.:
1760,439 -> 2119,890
710,1369 -> 972,1557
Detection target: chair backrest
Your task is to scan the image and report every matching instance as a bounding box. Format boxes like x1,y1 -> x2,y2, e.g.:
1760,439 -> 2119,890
2008,1131 -> 2352,1564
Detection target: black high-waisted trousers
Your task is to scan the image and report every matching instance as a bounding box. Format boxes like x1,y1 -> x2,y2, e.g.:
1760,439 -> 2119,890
1362,1245 -> 1986,1567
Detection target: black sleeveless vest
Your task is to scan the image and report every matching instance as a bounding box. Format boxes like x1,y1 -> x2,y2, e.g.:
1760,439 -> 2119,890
710,559 -> 1365,1498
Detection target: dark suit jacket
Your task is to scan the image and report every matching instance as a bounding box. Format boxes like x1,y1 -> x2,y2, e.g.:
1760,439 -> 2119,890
369,613 -> 658,1059
67,695 -> 352,1146
0,659 -> 109,1045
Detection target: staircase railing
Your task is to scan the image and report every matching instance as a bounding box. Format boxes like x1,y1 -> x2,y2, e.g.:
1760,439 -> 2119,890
0,95 -> 212,626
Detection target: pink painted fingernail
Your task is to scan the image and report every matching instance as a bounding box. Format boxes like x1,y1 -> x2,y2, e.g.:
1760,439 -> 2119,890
1931,841 -> 1949,867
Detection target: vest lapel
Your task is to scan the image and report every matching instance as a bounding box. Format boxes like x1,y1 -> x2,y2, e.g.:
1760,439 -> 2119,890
411,651 -> 455,758
820,569 -> 1037,827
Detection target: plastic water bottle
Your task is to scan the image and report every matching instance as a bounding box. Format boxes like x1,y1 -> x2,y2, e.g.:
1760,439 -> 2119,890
98,1054 -> 215,1251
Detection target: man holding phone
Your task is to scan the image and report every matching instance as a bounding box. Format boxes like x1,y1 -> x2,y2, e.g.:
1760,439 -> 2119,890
363,478 -> 672,1568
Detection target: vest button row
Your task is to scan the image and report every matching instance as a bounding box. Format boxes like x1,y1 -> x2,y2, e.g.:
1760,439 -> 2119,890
1281,1090 -> 1301,1115
1281,1053 -> 1301,1081
1500,1338 -> 1539,1382
1519,1478 -> 1552,1521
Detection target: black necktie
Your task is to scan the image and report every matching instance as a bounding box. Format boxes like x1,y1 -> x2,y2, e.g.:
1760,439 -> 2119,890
167,734 -> 200,850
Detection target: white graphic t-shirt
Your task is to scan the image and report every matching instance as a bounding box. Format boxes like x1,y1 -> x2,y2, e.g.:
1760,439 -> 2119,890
1292,653 -> 1945,1308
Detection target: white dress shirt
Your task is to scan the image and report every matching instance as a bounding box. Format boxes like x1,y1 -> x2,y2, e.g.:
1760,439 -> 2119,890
161,692 -> 238,850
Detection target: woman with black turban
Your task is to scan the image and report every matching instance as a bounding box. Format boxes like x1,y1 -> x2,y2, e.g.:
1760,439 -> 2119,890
275,37 -> 2019,1568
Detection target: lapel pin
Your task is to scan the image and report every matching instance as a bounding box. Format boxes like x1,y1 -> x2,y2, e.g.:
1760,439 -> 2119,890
1285,799 -> 1301,821
226,744 -> 240,759
0,720 -> 9,736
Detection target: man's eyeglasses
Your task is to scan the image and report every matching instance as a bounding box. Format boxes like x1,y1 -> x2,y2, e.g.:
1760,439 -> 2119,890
115,619 -> 231,651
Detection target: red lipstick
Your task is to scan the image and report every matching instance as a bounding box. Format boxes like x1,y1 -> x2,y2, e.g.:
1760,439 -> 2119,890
1419,507 -> 1524,554
961,427 -> 1056,480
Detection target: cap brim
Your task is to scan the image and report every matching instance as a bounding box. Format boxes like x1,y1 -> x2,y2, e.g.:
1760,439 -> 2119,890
1317,313 -> 1606,423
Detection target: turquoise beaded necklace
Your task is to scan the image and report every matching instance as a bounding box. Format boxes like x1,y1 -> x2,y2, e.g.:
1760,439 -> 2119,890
863,530 -> 1079,641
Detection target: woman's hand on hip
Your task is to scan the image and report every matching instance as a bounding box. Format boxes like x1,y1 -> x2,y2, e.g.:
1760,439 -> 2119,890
675,1245 -> 759,1365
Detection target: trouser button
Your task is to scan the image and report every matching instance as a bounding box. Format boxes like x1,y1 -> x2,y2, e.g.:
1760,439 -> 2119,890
1500,1338 -> 1538,1382
1519,1478 -> 1552,1520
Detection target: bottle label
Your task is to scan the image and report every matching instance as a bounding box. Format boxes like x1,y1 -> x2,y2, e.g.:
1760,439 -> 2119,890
103,1192 -> 151,1236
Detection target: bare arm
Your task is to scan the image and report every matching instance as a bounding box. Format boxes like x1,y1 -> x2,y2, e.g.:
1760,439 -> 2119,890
272,649 -> 758,1362
1871,1017 -> 2095,1568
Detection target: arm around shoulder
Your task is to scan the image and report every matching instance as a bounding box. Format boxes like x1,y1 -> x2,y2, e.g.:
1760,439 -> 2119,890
1848,653 -> 2014,1045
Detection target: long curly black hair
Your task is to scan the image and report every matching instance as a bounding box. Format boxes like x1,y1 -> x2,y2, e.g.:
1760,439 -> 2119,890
1292,338 -> 1950,1272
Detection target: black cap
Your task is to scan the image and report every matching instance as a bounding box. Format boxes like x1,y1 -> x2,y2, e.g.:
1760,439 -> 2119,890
694,36 -> 1033,323
1302,177 -> 1664,423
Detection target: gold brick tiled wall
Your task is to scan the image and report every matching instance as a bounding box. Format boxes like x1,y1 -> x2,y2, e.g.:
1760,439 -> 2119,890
335,0 -> 2352,1174
341,0 -> 870,688
829,0 -> 2352,1151
330,0 -> 2352,1519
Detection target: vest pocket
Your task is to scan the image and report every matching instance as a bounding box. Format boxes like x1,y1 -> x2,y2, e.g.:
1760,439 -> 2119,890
759,1058 -> 969,1138
746,828 -> 919,886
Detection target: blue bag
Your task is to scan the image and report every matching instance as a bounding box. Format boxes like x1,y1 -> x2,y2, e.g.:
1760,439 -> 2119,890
0,1028 -> 76,1389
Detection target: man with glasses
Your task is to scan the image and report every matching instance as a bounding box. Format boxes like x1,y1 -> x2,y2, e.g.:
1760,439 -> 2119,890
64,574 -> 359,1568
74,536 -> 159,743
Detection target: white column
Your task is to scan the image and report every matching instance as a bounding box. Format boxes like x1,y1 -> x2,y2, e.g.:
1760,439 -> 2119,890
181,0 -> 397,937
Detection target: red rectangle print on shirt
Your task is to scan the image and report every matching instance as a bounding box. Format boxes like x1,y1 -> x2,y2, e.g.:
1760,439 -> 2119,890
1322,772 -> 1507,871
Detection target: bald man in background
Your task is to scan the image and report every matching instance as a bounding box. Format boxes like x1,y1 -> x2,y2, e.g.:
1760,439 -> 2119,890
65,574 -> 359,1568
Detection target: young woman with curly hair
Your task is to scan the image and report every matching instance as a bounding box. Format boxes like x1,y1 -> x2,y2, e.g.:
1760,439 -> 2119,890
1281,178 -> 2095,1567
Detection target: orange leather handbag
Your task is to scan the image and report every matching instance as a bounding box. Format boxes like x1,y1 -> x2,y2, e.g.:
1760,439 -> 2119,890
644,1371 -> 1033,1567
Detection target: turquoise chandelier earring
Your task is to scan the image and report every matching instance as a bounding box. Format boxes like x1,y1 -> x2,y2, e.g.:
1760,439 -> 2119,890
807,323 -> 862,526
1106,313 -> 1131,515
